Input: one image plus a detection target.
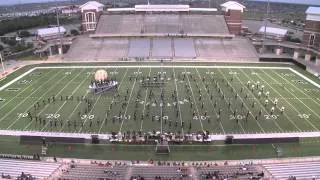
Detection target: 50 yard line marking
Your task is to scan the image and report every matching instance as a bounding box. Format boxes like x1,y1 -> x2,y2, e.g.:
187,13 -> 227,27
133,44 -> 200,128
98,68 -> 128,133
118,67 -> 140,133
139,67 -> 152,132
173,67 -> 184,135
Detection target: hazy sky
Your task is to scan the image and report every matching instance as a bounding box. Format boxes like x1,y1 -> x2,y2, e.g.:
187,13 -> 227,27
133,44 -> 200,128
248,0 -> 320,5
1,0 -> 320,6
0,0 -> 65,5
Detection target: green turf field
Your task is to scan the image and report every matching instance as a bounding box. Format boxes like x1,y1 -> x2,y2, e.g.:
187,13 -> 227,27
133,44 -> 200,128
1,64 -> 320,135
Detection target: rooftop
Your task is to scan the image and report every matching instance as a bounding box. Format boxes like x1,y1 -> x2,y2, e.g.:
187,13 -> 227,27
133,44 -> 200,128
258,26 -> 288,37
220,1 -> 246,12
306,6 -> 320,15
37,26 -> 66,37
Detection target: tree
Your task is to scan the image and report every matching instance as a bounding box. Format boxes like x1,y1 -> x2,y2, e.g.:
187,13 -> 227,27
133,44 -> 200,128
0,45 -> 3,51
70,29 -> 79,36
18,30 -> 31,37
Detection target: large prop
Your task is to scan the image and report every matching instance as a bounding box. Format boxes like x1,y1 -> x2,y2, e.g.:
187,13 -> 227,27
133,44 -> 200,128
89,69 -> 118,94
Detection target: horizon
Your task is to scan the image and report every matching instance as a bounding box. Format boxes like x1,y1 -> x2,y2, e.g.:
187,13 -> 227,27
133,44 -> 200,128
248,0 -> 320,6
0,0 -> 66,6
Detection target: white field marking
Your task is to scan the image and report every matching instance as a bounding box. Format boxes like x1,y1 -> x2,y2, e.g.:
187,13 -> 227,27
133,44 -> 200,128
270,69 -> 320,123
237,69 -> 283,132
0,68 -> 36,91
251,69 -> 302,131
32,66 -> 292,70
289,68 -> 320,89
259,69 -> 317,131
184,67 -> 204,132
119,67 -> 141,133
139,67 -> 152,132
1,65 -> 315,93
29,70 -> 87,131
196,68 -> 225,134
275,69 -> 320,108
216,68 -> 247,133
61,69 -> 102,132
0,70 -> 63,124
172,67 -> 184,135
78,67 -> 119,133
98,68 -> 128,133
0,70 -> 55,110
8,69 -> 78,130
39,70 -> 88,131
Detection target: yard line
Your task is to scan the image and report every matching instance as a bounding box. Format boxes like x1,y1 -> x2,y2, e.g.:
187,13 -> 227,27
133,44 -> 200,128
60,69 -> 101,132
39,69 -> 89,131
78,67 -> 119,133
258,69 -> 317,131
118,67 -> 141,133
195,68 -> 225,134
184,67 -> 204,132
240,68 -> 301,132
172,67 -> 184,135
0,69 -> 64,124
0,69 -> 54,111
8,69 -> 81,130
139,67 -> 152,132
215,68 -> 246,133
235,69 -> 283,132
271,69 -> 320,120
98,68 -> 129,133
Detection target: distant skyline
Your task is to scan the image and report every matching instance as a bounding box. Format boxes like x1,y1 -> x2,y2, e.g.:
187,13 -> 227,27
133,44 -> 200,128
1,0 -> 320,6
0,0 -> 66,6
248,0 -> 320,6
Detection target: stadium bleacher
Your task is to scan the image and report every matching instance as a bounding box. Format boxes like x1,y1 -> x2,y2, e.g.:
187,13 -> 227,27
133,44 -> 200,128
95,14 -> 229,36
263,161 -> 320,179
0,158 -> 60,179
59,163 -> 128,180
196,164 -> 263,180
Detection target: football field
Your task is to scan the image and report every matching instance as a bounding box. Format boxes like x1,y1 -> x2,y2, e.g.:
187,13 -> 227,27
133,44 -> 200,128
1,64 -> 320,136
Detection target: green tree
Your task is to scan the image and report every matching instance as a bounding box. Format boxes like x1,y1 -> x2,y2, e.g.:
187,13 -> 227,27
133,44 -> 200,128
70,29 -> 79,36
18,30 -> 31,37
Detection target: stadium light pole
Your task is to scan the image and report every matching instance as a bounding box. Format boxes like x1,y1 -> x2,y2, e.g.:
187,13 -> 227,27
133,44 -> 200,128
0,52 -> 5,75
262,0 -> 270,52
56,1 -> 63,57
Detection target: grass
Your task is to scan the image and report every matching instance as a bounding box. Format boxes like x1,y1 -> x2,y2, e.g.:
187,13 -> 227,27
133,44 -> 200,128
1,64 -> 320,134
1,62 -> 320,160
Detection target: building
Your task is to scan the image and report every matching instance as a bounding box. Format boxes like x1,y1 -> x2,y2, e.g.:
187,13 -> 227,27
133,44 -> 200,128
80,1 -> 105,32
37,26 -> 66,41
64,1 -> 257,61
220,1 -> 246,35
303,7 -> 320,51
258,26 -> 288,41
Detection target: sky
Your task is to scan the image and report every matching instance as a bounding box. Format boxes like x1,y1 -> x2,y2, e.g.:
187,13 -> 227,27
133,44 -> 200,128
1,0 -> 320,6
0,0 -> 66,6
248,0 -> 320,6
